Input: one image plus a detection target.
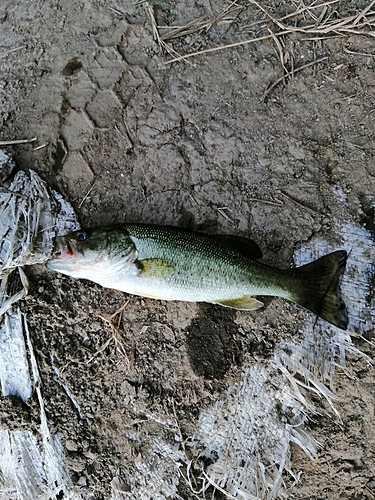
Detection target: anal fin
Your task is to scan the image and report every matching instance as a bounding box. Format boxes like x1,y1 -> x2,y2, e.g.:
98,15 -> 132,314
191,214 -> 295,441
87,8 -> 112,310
211,296 -> 264,310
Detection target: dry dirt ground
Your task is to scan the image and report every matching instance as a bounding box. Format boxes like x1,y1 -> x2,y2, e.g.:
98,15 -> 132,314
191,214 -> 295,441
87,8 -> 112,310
1,1 -> 375,499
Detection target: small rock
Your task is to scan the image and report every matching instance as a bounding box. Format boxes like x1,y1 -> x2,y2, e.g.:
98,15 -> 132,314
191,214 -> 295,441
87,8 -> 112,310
65,439 -> 78,451
111,476 -> 131,492
77,476 -> 87,487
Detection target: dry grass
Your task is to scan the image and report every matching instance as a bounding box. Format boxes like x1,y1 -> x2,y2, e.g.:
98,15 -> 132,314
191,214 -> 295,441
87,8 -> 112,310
86,299 -> 131,366
147,0 -> 375,95
159,0 -> 244,41
160,1 -> 374,64
145,3 -> 191,65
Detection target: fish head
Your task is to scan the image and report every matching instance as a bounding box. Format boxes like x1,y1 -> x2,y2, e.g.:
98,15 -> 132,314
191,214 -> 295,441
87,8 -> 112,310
46,226 -> 137,282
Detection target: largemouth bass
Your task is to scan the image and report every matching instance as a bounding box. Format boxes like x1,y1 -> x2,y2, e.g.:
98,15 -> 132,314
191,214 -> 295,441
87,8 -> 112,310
46,224 -> 348,329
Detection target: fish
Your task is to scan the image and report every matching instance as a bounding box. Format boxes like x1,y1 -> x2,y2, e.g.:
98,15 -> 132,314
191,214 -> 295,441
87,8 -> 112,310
46,224 -> 348,330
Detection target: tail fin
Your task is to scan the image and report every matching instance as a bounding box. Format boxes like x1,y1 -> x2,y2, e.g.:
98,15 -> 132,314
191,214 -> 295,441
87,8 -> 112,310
291,250 -> 348,330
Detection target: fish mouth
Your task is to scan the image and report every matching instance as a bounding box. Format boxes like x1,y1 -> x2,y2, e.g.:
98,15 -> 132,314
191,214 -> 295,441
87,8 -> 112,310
51,236 -> 77,259
46,236 -> 78,273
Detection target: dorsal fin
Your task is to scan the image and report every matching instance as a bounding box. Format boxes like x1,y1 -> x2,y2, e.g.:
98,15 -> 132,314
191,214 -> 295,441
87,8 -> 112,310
208,235 -> 262,260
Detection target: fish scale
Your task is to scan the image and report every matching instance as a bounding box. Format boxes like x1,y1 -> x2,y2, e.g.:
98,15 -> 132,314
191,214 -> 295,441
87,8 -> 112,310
122,224 -> 288,302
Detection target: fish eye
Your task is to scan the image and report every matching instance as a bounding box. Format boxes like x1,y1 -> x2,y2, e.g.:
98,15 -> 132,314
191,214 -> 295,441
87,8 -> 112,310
76,231 -> 89,242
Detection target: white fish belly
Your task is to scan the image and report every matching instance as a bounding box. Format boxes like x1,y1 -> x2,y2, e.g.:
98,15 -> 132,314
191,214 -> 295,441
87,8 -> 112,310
96,262 -> 263,303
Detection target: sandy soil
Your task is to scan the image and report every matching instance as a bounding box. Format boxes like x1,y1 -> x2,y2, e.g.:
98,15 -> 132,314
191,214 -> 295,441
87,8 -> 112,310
1,1 -> 374,499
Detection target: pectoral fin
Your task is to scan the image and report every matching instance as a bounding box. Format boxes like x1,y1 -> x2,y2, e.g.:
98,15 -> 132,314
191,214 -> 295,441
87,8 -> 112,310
211,296 -> 264,310
137,258 -> 174,278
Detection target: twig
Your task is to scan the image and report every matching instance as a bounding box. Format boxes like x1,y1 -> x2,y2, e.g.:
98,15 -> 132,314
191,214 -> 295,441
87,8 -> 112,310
344,47 -> 375,57
0,137 -> 37,146
278,190 -> 321,215
108,6 -> 126,17
301,35 -> 345,41
243,0 -> 341,31
316,5 -> 328,26
108,299 -> 131,322
33,143 -> 47,151
268,27 -> 287,84
78,179 -> 96,208
217,206 -> 236,223
188,194 -> 199,206
85,336 -> 113,364
248,197 -> 284,207
172,398 -> 186,454
252,0 -> 288,31
160,16 -> 209,41
0,46 -> 26,59
261,56 -> 327,101
352,0 -> 375,26
364,485 -> 374,497
160,1 -> 242,41
165,31 -> 293,64
60,360 -> 73,374
146,2 -> 192,65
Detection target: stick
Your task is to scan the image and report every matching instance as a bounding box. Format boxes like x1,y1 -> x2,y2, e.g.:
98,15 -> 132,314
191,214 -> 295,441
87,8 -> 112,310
0,137 -> 37,146
33,143 -> 47,151
165,31 -> 293,64
352,0 -> 375,26
278,190 -> 321,215
344,48 -> 375,57
248,197 -> 284,207
0,46 -> 26,59
78,180 -> 96,208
